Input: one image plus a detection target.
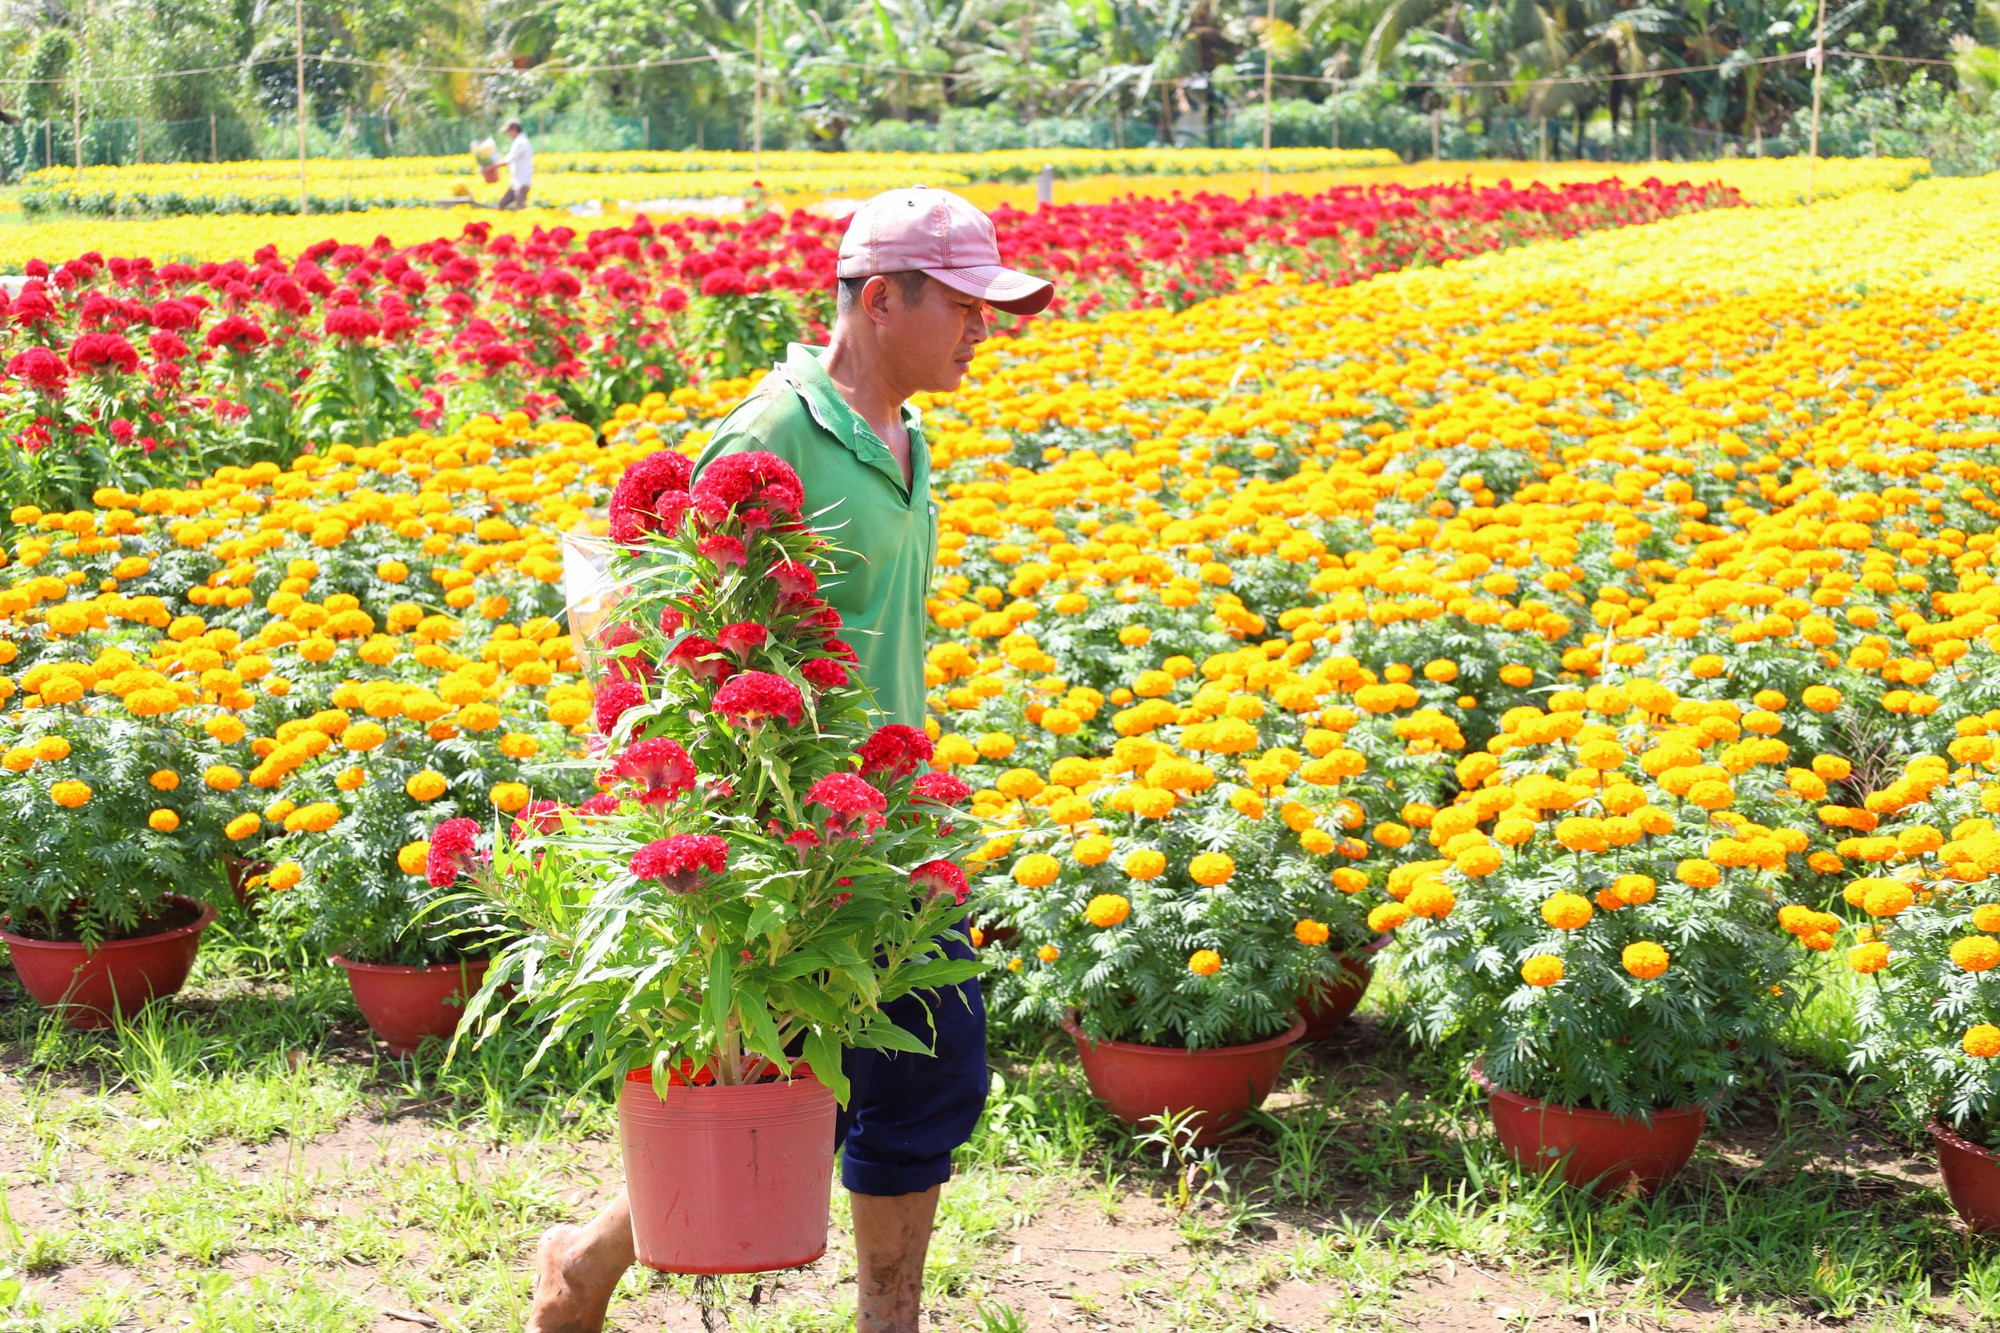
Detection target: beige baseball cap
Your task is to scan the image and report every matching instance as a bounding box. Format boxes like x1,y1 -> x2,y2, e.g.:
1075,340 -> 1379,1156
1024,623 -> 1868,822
836,186 -> 1055,316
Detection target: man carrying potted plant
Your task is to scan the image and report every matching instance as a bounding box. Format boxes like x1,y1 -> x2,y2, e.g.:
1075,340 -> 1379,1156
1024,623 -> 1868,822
527,186 -> 1053,1333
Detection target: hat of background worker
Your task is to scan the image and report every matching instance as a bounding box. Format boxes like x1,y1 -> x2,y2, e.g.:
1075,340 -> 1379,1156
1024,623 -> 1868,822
837,186 -> 1056,317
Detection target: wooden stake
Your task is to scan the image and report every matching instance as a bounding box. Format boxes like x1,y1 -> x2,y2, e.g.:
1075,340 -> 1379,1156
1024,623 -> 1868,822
1805,0 -> 1827,206
1260,0 -> 1275,195
753,0 -> 764,167
296,0 -> 309,215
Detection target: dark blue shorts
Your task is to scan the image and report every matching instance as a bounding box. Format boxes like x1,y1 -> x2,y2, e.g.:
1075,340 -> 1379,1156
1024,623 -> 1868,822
834,925 -> 987,1196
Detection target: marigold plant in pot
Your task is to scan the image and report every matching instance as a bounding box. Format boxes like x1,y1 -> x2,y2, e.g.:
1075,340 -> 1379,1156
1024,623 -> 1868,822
1380,681 -> 1818,1194
0,710 -> 223,1027
979,710 -> 1396,1144
446,448 -> 983,1274
258,716 -> 561,1055
1836,757 -> 2000,1232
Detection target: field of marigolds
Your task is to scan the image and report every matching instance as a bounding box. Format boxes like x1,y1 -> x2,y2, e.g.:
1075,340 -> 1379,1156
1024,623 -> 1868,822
6,155 -> 2000,1331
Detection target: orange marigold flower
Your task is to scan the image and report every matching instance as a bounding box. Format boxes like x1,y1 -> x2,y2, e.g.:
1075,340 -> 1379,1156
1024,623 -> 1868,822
1848,942 -> 1890,974
49,780 -> 91,808
1085,894 -> 1131,928
1541,892 -> 1594,931
1621,941 -> 1670,979
1955,937 -> 2000,973
1188,949 -> 1223,976
1368,903 -> 1411,932
1966,1024 -> 2000,1059
1521,955 -> 1565,987
1294,919 -> 1331,947
1189,852 -> 1235,886
148,808 -> 180,833
1012,853 -> 1060,888
1677,858 -> 1722,889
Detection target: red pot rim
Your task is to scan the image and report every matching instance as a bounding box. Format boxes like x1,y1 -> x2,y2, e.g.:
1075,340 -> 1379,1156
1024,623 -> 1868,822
624,1065 -> 824,1090
1061,1011 -> 1307,1058
0,894 -> 215,952
1929,1121 -> 1998,1160
1471,1058 -> 1706,1123
330,954 -> 489,975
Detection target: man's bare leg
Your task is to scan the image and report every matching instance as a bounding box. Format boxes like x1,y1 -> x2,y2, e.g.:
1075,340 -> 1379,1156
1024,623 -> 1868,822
527,1194 -> 634,1333
851,1185 -> 941,1333
528,1184 -> 940,1333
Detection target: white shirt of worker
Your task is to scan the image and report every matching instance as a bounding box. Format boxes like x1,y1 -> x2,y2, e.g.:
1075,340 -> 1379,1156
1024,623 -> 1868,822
505,134 -> 534,188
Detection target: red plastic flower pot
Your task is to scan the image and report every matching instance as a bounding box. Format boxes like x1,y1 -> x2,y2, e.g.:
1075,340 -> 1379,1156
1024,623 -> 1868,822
0,895 -> 215,1030
619,1067 -> 838,1274
223,857 -> 270,910
1931,1122 -> 2000,1232
1062,1013 -> 1305,1147
1475,1063 -> 1706,1196
1295,954 -> 1374,1041
333,956 -> 488,1057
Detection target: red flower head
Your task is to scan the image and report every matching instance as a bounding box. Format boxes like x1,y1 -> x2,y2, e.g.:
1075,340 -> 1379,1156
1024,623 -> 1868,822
805,771 -> 888,834
324,306 -> 382,342
205,315 -> 268,354
577,791 -> 622,818
712,671 -> 805,729
630,834 -> 729,893
717,622 -> 768,661
67,332 -> 140,375
691,451 -> 806,527
801,657 -> 850,691
426,817 -> 483,888
608,737 -> 696,806
910,859 -> 970,906
911,771 -> 973,808
665,635 -> 734,683
6,347 -> 68,396
697,534 -> 747,570
600,621 -> 655,685
699,267 -> 752,298
608,449 -> 696,548
856,724 -> 934,780
511,800 -> 567,840
594,679 -> 644,736
770,560 -> 818,604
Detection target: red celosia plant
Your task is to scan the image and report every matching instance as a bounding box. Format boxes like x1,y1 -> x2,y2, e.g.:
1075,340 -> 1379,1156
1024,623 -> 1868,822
444,448 -> 982,1101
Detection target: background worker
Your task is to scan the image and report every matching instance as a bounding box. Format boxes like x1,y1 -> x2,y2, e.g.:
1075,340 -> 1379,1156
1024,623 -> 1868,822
499,118 -> 534,209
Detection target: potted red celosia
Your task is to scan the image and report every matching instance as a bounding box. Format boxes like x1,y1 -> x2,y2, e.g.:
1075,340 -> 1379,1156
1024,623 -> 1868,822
445,448 -> 981,1274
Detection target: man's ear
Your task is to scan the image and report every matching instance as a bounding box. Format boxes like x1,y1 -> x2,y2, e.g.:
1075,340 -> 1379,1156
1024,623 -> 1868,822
862,275 -> 896,323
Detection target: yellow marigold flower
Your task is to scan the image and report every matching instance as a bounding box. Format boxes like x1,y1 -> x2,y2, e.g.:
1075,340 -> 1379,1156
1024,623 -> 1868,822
1374,821 -> 1412,849
1012,853 -> 1060,888
1967,1024 -> 2000,1059
1848,942 -> 1890,974
1955,937 -> 2000,973
1037,944 -> 1061,963
490,781 -> 532,813
1813,754 -> 1853,781
49,780 -> 91,808
406,770 -> 448,802
1614,873 -> 1657,905
268,861 -> 303,892
1621,942 -> 1670,979
1074,835 -> 1114,866
1521,955 -> 1564,987
343,722 -> 388,752
1406,883 -> 1456,919
225,812 -> 262,841
1294,919 -> 1330,947
1541,892 -> 1594,931
285,802 -> 341,834
150,769 -> 180,791
2,748 -> 35,773
1085,894 -> 1131,928
1677,858 -> 1722,889
1331,867 -> 1368,894
335,766 -> 366,792
1455,845 -> 1503,877
204,764 -> 242,792
997,768 -> 1044,799
1369,902 -> 1412,932
1039,708 -> 1082,736
148,808 -> 180,833
1124,848 -> 1167,880
397,841 -> 430,875
1863,882 -> 1916,917
1188,949 -> 1223,976
1974,904 -> 2000,932
33,736 -> 71,762
1801,686 -> 1843,714
1189,852 -> 1235,887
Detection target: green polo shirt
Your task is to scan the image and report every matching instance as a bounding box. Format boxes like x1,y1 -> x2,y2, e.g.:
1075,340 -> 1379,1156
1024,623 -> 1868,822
691,343 -> 937,729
